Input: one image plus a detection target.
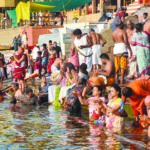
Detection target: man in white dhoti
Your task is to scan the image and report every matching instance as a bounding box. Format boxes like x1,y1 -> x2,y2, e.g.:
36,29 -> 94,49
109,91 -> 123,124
73,29 -> 93,72
89,28 -> 107,70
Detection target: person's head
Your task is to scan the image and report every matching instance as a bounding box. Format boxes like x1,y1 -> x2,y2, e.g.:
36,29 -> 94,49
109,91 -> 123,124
73,29 -> 82,39
66,62 -> 76,73
26,88 -> 33,98
37,51 -> 42,56
93,86 -> 103,97
42,43 -> 47,49
78,78 -> 87,86
135,23 -> 143,32
127,20 -> 134,29
53,42 -> 57,47
10,56 -> 14,61
109,84 -> 121,99
143,13 -> 148,19
79,63 -> 87,74
12,82 -> 19,91
114,17 -> 124,29
100,53 -> 110,65
60,55 -> 66,62
49,40 -> 53,46
60,63 -> 67,72
28,49 -> 32,54
122,87 -> 133,98
135,15 -> 139,20
90,28 -> 95,33
18,46 -> 24,54
41,75 -> 46,83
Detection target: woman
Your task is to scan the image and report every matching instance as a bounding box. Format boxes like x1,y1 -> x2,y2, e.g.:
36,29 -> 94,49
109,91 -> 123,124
105,85 -> 125,133
131,23 -> 150,77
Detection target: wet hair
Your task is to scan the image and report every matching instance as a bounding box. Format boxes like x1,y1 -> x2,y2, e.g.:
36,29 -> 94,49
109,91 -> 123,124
26,88 -> 33,94
42,43 -> 47,48
79,63 -> 88,75
12,82 -> 19,89
73,29 -> 82,36
66,63 -> 76,72
94,86 -> 103,96
28,49 -> 32,54
122,87 -> 133,98
49,40 -> 52,44
135,15 -> 138,19
111,84 -> 122,97
143,12 -> 148,17
90,28 -> 95,32
135,23 -> 143,32
37,51 -> 42,55
100,53 -> 110,60
78,78 -> 87,85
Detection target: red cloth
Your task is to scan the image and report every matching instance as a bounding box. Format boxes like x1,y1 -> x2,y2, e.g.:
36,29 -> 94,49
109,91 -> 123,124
47,57 -> 56,74
13,67 -> 25,80
15,52 -> 23,67
116,11 -> 125,19
122,79 -> 150,117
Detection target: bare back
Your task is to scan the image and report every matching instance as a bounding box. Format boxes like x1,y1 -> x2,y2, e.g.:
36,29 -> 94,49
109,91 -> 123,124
144,20 -> 150,33
90,32 -> 101,45
112,28 -> 127,44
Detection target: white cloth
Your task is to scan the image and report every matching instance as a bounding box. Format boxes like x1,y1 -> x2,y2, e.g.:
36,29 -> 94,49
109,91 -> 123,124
48,85 -> 56,103
113,43 -> 128,55
22,34 -> 27,45
32,47 -> 40,60
74,35 -> 92,72
92,44 -> 102,65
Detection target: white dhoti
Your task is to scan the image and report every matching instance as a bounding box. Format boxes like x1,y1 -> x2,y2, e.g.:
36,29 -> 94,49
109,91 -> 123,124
113,43 -> 128,55
92,44 -> 102,65
78,54 -> 92,72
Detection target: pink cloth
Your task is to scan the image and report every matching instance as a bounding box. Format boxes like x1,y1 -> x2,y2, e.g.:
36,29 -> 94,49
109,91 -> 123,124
70,48 -> 79,67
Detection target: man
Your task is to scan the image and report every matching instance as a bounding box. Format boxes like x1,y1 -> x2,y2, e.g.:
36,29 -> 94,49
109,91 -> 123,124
95,53 -> 115,86
122,79 -> 150,125
73,29 -> 93,72
42,43 -> 49,74
112,19 -> 132,84
48,40 -> 53,52
126,20 -> 137,79
89,29 -> 107,70
12,82 -> 23,99
18,88 -> 38,105
53,42 -> 62,58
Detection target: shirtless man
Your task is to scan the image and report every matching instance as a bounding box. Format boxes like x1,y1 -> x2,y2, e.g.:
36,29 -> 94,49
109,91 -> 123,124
95,53 -> 115,86
89,29 -> 107,70
126,20 -> 137,79
112,19 -> 132,84
11,82 -> 22,100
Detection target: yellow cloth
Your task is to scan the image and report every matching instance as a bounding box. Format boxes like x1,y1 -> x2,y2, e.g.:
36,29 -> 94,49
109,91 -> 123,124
16,2 -> 55,23
114,55 -> 127,71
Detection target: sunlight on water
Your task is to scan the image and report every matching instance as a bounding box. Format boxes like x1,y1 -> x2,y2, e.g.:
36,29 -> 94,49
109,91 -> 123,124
0,99 -> 148,149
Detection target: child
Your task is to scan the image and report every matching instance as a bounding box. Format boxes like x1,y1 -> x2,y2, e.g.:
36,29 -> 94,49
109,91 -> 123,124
78,63 -> 89,80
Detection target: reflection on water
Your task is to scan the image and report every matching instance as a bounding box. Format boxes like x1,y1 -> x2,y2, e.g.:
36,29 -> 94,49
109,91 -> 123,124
0,100 -> 148,149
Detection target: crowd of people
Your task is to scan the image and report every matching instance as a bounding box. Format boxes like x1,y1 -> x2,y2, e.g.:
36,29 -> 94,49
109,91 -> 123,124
0,10 -> 150,136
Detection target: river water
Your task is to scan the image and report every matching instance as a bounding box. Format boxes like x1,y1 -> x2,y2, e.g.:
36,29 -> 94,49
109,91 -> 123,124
0,99 -> 149,150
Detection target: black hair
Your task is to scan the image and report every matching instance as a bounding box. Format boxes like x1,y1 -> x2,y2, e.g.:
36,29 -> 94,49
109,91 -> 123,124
28,49 -> 32,54
37,51 -> 42,55
66,62 -> 76,72
100,53 -> 110,60
78,78 -> 87,86
94,86 -> 103,96
49,40 -> 52,44
26,88 -> 33,94
12,82 -> 19,89
79,63 -> 88,75
73,29 -> 82,36
122,87 -> 133,98
143,13 -> 148,17
135,23 -> 143,32
42,43 -> 47,48
111,84 -> 122,97
90,28 -> 95,32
